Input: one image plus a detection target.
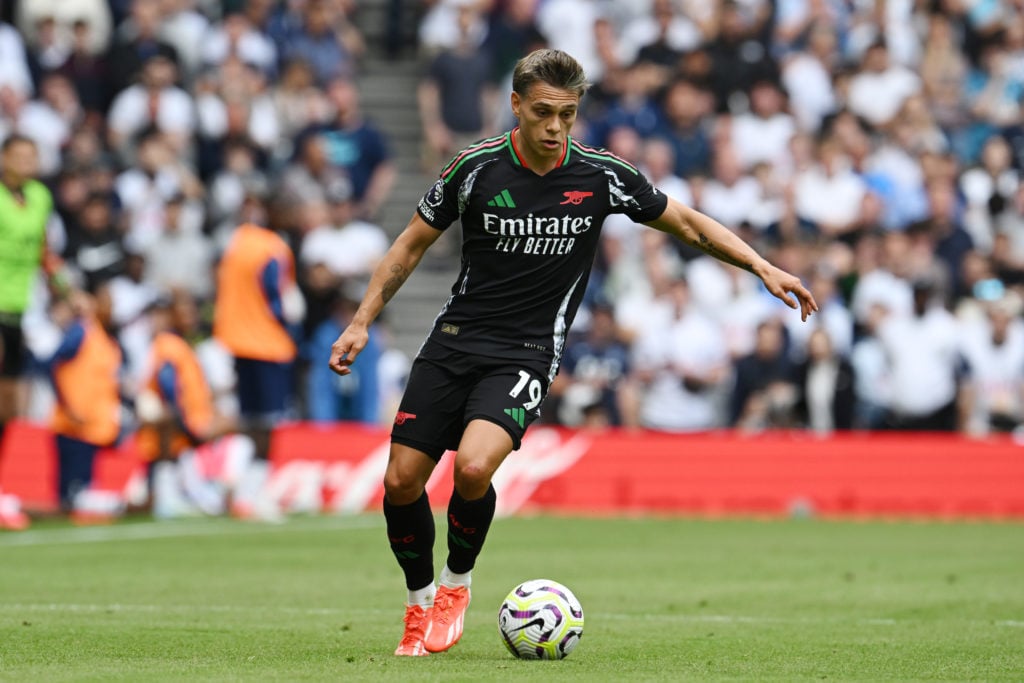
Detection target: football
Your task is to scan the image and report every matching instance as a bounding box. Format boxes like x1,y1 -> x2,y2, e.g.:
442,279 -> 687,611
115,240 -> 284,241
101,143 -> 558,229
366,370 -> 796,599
497,579 -> 584,660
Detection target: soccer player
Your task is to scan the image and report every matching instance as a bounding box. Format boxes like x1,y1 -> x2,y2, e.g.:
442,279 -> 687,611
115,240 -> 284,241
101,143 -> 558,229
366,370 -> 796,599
213,213 -> 304,522
328,49 -> 817,656
0,135 -> 59,530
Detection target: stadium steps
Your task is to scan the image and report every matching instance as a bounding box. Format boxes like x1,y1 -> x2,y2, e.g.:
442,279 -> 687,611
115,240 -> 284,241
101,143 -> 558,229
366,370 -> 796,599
353,5 -> 461,359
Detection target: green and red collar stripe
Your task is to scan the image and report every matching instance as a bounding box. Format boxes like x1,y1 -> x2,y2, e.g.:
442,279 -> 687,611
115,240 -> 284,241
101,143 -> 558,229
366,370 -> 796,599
507,127 -> 570,169
569,139 -> 638,174
439,133 -> 507,181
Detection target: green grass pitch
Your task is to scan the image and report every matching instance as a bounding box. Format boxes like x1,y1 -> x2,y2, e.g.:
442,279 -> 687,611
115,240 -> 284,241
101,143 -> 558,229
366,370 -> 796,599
1,514 -> 1022,681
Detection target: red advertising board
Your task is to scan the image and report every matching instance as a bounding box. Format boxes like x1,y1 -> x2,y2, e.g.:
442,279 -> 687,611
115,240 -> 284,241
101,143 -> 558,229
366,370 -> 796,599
2,420 -> 1023,518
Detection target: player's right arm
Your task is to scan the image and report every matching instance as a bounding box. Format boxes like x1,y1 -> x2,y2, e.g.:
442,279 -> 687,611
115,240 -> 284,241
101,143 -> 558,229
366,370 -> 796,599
328,214 -> 442,376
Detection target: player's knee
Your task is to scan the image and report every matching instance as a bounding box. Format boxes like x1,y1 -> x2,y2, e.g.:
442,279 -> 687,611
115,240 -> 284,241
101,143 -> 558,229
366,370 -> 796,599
452,461 -> 492,497
382,469 -> 424,505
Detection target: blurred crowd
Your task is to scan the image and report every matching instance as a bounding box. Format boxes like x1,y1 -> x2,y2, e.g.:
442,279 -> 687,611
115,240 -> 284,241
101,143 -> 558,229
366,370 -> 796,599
0,0 -> 1022,468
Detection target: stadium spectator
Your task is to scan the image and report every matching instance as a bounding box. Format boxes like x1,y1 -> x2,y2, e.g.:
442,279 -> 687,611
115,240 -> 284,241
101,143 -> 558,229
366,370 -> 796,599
114,129 -> 203,251
846,40 -> 921,128
793,136 -> 875,242
157,0 -> 210,79
56,19 -> 111,116
419,0 -> 490,55
194,55 -> 281,163
64,192 -> 126,290
276,0 -> 362,85
728,79 -> 796,173
793,327 -> 855,433
0,13 -> 33,99
780,22 -> 838,133
964,39 -> 1024,158
270,59 -> 330,141
919,13 -> 968,133
850,301 -> 889,430
24,15 -> 71,83
851,231 -> 914,325
702,260 -> 777,357
785,264 -> 853,358
299,177 -> 388,282
730,318 -> 798,429
960,288 -> 1024,435
632,276 -> 730,431
305,294 -> 383,423
107,52 -> 195,157
278,132 -> 346,205
705,0 -> 777,113
658,77 -> 713,178
208,141 -> 268,228
16,0 -> 112,60
773,0 -> 841,56
550,302 -> 636,427
587,61 -> 665,148
619,0 -> 701,69
907,180 -> 975,299
612,232 -> 682,342
304,77 -> 395,221
48,285 -> 122,516
143,194 -> 214,299
860,118 -> 930,233
418,2 -> 496,170
699,145 -> 760,231
484,0 -> 543,84
993,184 -> 1024,284
105,0 -> 179,97
536,0 -> 605,82
960,135 -> 1018,254
14,73 -> 80,180
877,276 -> 962,431
214,213 -> 304,521
200,6 -> 276,77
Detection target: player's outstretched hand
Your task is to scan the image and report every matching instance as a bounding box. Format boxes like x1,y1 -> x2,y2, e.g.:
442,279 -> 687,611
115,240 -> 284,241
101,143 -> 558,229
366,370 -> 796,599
329,324 -> 369,376
759,263 -> 818,322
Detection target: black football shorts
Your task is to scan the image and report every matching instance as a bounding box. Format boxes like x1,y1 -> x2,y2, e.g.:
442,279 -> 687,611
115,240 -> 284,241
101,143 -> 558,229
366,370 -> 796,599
391,339 -> 550,461
0,317 -> 25,379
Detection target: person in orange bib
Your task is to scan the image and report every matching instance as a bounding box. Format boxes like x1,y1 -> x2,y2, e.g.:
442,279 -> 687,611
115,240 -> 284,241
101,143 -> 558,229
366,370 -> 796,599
138,291 -> 237,518
49,284 -> 122,514
213,213 -> 304,521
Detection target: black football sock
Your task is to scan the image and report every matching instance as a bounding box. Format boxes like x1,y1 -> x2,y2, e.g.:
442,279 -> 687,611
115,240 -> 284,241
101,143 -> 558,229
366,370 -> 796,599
445,484 -> 496,575
383,491 -> 436,590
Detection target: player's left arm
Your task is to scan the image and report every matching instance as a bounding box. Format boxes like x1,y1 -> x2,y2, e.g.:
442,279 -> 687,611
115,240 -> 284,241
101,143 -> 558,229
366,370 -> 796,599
644,197 -> 818,321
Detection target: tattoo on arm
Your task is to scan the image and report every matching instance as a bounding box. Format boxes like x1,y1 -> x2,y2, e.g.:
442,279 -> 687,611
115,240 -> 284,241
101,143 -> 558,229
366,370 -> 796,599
381,263 -> 410,303
697,232 -> 754,273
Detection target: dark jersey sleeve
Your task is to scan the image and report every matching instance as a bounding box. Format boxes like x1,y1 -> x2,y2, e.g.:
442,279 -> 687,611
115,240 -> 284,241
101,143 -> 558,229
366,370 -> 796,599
613,167 -> 669,224
416,174 -> 459,230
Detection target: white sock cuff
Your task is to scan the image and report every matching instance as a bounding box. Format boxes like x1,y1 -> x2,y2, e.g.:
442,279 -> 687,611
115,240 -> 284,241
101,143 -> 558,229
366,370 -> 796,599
439,565 -> 471,589
408,582 -> 436,608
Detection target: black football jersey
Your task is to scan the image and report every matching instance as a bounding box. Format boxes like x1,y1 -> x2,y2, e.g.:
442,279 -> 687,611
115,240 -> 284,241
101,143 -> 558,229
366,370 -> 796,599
416,129 -> 668,380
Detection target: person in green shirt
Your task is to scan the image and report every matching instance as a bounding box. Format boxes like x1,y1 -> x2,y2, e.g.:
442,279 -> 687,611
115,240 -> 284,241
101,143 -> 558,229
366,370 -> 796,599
0,135 -> 57,529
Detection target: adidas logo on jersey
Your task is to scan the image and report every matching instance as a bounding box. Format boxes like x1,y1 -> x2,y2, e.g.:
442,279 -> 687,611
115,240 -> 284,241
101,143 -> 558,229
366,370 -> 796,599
487,189 -> 516,208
